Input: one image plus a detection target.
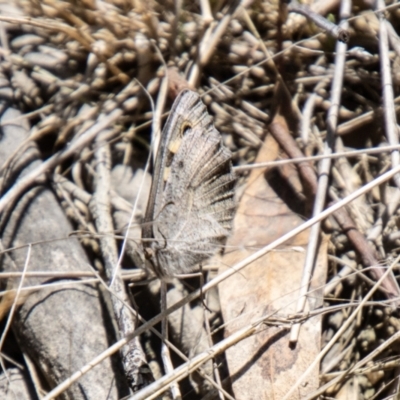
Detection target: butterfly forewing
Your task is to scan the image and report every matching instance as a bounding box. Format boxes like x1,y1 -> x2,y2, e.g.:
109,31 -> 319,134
143,90 -> 214,228
143,90 -> 236,279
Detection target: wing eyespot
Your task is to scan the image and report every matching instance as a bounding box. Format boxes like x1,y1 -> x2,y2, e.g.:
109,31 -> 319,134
181,122 -> 192,136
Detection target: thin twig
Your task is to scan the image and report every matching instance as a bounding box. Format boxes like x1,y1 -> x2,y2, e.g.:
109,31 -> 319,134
289,151 -> 331,343
234,144 -> 400,172
151,75 -> 169,164
288,1 -> 349,43
0,270 -> 145,280
160,282 -> 181,399
91,132 -> 150,389
289,0 -> 350,343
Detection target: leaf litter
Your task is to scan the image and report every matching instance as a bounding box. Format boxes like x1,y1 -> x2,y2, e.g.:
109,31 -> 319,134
0,0 -> 400,399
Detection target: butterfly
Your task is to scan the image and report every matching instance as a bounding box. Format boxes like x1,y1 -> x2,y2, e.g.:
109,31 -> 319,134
142,90 -> 236,280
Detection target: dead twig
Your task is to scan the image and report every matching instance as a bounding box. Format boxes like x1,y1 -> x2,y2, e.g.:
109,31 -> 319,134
288,1 -> 349,43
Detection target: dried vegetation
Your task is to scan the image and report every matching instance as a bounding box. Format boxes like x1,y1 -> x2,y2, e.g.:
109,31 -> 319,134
1,0 -> 400,399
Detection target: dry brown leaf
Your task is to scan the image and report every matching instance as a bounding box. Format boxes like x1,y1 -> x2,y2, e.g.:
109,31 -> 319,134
219,134 -> 328,399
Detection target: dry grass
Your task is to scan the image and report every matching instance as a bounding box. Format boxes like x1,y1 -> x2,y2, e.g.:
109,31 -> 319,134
1,0 -> 400,399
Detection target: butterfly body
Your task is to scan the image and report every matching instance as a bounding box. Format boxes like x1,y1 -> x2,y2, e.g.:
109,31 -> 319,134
143,90 -> 235,280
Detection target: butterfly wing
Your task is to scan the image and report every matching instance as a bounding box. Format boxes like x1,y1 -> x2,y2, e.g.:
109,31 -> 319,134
143,90 -> 235,278
143,90 -> 214,237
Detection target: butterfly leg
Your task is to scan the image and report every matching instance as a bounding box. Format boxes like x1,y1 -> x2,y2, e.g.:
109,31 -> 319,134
160,281 -> 182,399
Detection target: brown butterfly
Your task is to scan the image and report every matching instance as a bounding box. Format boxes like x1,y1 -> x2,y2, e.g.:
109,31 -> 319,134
142,90 -> 236,280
